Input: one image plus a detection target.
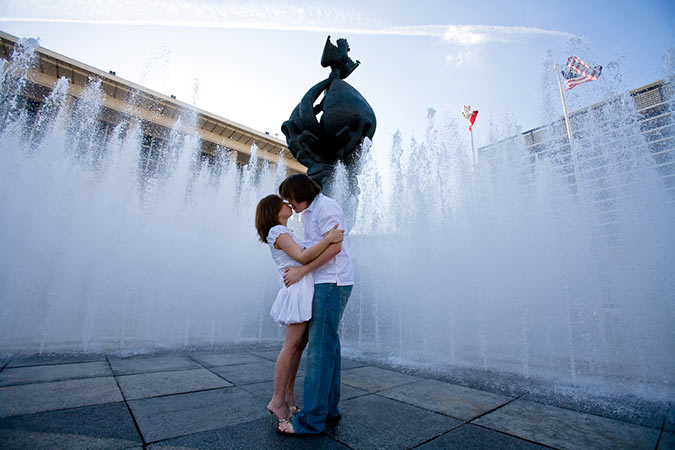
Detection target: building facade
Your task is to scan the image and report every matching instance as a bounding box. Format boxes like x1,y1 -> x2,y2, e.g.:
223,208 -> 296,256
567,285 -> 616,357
0,30 -> 305,175
477,79 -> 674,200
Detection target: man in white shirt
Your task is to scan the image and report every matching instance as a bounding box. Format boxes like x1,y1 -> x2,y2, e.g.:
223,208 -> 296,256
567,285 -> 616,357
277,174 -> 354,435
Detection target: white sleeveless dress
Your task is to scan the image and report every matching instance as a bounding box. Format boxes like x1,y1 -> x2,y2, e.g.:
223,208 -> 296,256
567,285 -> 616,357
267,225 -> 314,325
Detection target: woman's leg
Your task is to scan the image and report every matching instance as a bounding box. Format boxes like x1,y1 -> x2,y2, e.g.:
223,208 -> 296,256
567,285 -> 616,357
268,322 -> 307,420
285,327 -> 309,408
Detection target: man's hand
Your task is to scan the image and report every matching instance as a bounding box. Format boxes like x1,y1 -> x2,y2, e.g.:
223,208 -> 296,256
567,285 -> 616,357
284,266 -> 304,287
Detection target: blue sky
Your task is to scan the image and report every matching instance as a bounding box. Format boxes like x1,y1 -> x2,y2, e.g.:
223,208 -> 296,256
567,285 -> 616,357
1,0 -> 673,150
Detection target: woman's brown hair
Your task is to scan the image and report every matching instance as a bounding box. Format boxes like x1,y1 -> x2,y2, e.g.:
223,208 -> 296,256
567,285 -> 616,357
255,194 -> 283,243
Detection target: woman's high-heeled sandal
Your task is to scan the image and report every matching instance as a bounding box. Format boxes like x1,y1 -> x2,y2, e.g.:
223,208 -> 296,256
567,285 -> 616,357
277,418 -> 296,435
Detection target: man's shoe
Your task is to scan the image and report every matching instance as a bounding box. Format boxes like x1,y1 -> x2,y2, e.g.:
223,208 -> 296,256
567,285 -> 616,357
325,414 -> 342,426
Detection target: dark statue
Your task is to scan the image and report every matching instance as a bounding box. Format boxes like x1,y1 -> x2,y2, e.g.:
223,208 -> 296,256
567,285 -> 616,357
281,36 -> 376,190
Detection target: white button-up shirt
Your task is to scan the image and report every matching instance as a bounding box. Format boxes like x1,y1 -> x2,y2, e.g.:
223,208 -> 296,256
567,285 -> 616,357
303,194 -> 354,286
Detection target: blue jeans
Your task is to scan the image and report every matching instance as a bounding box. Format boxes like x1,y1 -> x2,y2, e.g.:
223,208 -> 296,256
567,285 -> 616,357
292,283 -> 352,434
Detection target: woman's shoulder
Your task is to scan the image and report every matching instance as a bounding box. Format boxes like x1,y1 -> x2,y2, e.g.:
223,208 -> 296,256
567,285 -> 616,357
266,224 -> 292,246
270,224 -> 290,233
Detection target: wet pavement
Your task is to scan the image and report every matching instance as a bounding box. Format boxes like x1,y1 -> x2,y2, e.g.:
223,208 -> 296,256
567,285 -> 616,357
0,346 -> 671,449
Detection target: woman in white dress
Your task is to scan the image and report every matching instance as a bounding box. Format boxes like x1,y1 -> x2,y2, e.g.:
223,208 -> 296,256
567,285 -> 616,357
255,194 -> 344,424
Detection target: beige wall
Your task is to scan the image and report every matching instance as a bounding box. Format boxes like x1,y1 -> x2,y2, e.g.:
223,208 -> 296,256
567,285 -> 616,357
0,30 -> 305,174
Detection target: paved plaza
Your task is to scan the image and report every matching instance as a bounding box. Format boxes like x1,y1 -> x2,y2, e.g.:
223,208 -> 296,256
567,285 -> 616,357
0,346 -> 672,449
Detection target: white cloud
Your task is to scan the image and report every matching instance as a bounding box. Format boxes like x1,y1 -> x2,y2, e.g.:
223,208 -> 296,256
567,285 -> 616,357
445,49 -> 476,67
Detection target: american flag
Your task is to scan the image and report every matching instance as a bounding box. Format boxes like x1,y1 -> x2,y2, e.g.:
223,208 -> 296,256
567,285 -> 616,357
561,56 -> 602,90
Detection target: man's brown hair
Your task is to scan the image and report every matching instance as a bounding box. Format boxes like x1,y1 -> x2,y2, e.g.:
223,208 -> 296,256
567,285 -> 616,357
278,174 -> 321,204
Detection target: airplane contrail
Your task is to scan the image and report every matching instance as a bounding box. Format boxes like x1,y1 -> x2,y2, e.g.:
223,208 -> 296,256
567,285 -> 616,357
0,0 -> 577,44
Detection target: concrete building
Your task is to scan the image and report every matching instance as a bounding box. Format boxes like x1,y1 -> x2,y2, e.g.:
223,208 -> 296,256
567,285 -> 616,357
0,30 -> 305,175
477,78 -> 674,200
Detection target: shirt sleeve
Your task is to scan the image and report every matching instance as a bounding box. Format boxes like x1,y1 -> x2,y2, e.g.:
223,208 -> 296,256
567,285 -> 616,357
317,202 -> 346,236
266,225 -> 290,247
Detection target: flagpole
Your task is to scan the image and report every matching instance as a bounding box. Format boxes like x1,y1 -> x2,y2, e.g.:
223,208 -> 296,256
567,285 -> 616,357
555,64 -> 584,204
462,106 -> 478,177
470,127 -> 476,174
554,64 -> 574,145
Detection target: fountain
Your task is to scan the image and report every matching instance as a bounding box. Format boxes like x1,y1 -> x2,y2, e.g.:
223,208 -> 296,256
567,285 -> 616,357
1,37 -> 674,413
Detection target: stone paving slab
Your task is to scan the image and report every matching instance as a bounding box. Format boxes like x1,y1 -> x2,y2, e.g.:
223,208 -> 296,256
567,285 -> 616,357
520,391 -> 670,430
0,376 -> 123,418
252,350 -> 308,372
417,423 -> 549,449
333,383 -> 369,402
209,360 -> 278,385
340,365 -> 422,393
325,393 -> 461,449
0,401 -> 142,450
6,353 -> 106,368
378,378 -> 513,421
252,350 -> 288,361
339,358 -> 369,370
239,376 -> 307,405
108,354 -> 200,375
117,368 -> 233,400
666,415 -> 675,433
128,387 -> 267,443
0,361 -> 112,387
659,431 -> 675,449
149,416 -> 349,449
189,352 -> 266,368
474,398 -> 660,450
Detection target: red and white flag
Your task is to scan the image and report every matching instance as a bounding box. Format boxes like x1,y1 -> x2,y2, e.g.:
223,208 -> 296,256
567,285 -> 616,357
560,56 -> 602,90
462,105 -> 478,132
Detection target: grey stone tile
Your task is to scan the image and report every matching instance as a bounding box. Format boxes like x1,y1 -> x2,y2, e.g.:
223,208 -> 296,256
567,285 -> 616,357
6,353 -> 106,368
379,379 -> 513,420
239,377 -> 306,405
340,366 -> 421,393
0,361 -> 112,387
340,358 -> 368,370
474,398 -> 660,450
108,355 -> 200,375
659,432 -> 675,450
520,391 -> 670,430
252,350 -> 309,372
209,361 -> 277,385
418,424 -> 548,449
251,350 -> 283,361
117,368 -> 233,400
128,387 -> 266,443
0,401 -> 142,450
325,394 -> 461,449
149,416 -> 349,449
0,377 -> 123,418
189,352 -> 266,368
339,383 -> 369,401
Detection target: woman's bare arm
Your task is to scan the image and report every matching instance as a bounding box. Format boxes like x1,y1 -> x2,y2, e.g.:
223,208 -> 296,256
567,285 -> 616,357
283,243 -> 342,286
275,225 -> 343,264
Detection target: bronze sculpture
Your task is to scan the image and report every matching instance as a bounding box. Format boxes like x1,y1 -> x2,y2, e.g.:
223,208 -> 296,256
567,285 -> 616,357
281,36 -> 376,190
